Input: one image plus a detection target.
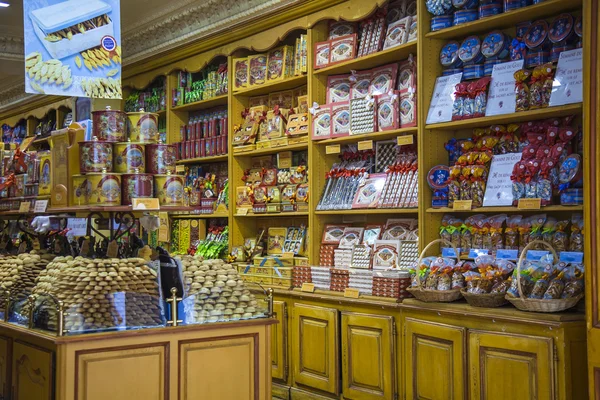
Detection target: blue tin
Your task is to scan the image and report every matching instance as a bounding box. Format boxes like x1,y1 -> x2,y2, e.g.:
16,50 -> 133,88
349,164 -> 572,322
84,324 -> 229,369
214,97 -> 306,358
431,15 -> 454,31
560,188 -> 583,206
503,0 -> 525,11
440,41 -> 464,67
525,48 -> 549,68
459,35 -> 484,64
483,58 -> 503,75
479,2 -> 503,18
548,13 -> 574,44
482,30 -> 511,59
516,21 -> 532,38
454,9 -> 478,25
524,20 -> 548,49
532,0 -> 545,4
452,0 -> 479,9
442,67 -> 464,76
550,44 -> 574,62
463,63 -> 484,80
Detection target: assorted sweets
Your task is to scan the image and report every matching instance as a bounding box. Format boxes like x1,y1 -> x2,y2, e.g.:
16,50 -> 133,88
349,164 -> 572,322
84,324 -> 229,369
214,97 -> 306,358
172,64 -> 228,106
176,107 -> 228,160
170,222 -> 229,259
124,77 -> 167,113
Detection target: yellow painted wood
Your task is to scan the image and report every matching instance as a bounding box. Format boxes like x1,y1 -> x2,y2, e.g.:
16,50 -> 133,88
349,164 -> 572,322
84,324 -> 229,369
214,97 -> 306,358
469,330 -> 554,400
0,336 -> 9,400
341,312 -> 395,400
12,341 -> 53,400
272,300 -> 289,382
292,303 -> 339,395
404,317 -> 466,400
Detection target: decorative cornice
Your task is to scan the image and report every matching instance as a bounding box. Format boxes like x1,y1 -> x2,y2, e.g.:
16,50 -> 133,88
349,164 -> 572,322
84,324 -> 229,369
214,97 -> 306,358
0,82 -> 37,119
0,34 -> 24,59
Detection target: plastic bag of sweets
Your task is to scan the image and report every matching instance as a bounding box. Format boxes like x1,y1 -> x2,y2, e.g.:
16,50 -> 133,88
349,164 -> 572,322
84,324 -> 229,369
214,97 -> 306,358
528,214 -> 547,245
569,214 -> 584,252
491,276 -> 512,294
529,273 -> 550,299
511,161 -> 527,206
543,271 -> 566,299
525,160 -> 541,199
561,266 -> 584,298
461,216 -> 475,256
464,271 -> 481,293
452,263 -> 467,289
425,266 -> 441,289
440,214 -> 453,243
541,217 -> 557,243
505,215 -> 522,250
437,267 -> 453,291
488,214 -> 507,253
449,216 -> 464,249
447,165 -> 462,208
474,77 -> 492,117
551,220 -> 570,252
518,216 -> 533,254
514,69 -> 532,112
452,82 -> 469,121
471,214 -> 487,249
537,158 -> 556,205
470,165 -> 487,208
462,81 -> 478,120
529,63 -> 555,109
496,125 -> 520,154
506,262 -> 537,298
459,166 -> 473,202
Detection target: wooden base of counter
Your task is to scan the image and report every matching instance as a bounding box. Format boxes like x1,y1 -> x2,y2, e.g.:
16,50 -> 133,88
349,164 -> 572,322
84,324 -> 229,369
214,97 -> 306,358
0,318 -> 275,400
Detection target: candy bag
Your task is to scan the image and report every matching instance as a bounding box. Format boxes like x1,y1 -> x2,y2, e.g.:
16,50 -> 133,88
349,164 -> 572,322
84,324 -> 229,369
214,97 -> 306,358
514,69 -> 532,112
506,262 -> 536,298
464,271 -> 481,293
543,272 -> 565,299
461,217 -> 475,256
440,215 -> 453,243
452,82 -> 468,121
491,277 -> 512,294
425,266 -> 440,290
505,215 -> 522,250
541,217 -> 557,243
525,159 -> 541,198
452,266 -> 466,290
530,63 -> 555,109
528,214 -> 547,245
552,220 -> 570,252
471,214 -> 487,249
518,216 -> 532,254
437,267 -> 453,291
569,214 -> 584,252
449,217 -> 463,249
470,165 -> 487,208
462,81 -> 477,120
459,167 -> 472,201
537,158 -> 555,205
447,166 -> 461,208
488,214 -> 507,254
511,161 -> 526,206
474,77 -> 491,117
529,274 -> 550,299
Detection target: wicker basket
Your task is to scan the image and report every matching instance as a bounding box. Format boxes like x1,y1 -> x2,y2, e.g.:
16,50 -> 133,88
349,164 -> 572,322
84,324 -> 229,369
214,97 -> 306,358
407,239 -> 462,303
506,240 -> 584,313
461,290 -> 508,308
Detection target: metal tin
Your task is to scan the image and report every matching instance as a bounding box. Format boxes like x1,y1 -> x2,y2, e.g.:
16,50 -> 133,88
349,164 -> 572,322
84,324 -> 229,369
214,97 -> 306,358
154,174 -> 184,206
122,173 -> 154,205
560,188 -> 583,206
503,0 -> 524,11
145,143 -> 177,175
548,13 -> 574,44
574,15 -> 582,37
482,31 -> 511,59
524,20 -> 548,49
453,9 -> 478,25
453,0 -> 479,8
431,15 -> 453,32
516,21 -> 532,38
458,36 -> 484,64
484,58 -> 503,76
525,48 -> 549,68
38,151 -> 52,196
440,41 -> 463,68
463,63 -> 484,80
87,172 -> 122,206
91,106 -> 127,142
478,2 -> 502,18
72,174 -> 91,206
551,44 -> 574,62
79,139 -> 113,173
442,68 -> 464,76
127,109 -> 160,143
113,142 -> 146,173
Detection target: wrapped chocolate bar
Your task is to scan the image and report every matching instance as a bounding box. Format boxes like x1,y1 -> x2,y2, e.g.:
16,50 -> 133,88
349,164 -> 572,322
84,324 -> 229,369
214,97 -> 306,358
514,69 -> 531,112
529,63 -> 555,109
569,214 -> 584,252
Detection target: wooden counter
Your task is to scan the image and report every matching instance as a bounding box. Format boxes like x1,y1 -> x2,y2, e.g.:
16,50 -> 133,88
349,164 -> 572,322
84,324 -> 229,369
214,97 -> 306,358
0,318 -> 276,400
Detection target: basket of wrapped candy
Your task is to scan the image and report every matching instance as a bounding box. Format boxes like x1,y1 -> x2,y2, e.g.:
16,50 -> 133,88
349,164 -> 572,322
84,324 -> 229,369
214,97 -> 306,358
460,255 -> 513,308
407,239 -> 463,302
506,240 -> 584,313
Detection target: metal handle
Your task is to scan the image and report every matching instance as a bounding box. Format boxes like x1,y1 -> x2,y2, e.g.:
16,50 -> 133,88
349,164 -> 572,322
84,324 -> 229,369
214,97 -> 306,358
27,295 -> 38,329
3,290 -> 10,323
167,287 -> 182,327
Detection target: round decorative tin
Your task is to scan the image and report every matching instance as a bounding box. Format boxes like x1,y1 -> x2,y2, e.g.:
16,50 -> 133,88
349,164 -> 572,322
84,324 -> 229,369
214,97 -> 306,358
458,36 -> 484,64
79,139 -> 113,173
127,109 -> 160,143
574,15 -> 582,37
72,175 -> 92,206
481,31 -> 511,59
440,41 -> 463,68
427,165 -> 450,190
87,172 -> 122,206
548,13 -> 574,44
91,106 -> 127,142
406,0 -> 417,15
516,21 -> 532,38
442,68 -> 464,76
431,15 -> 454,32
145,143 -> 176,175
524,20 -> 548,49
154,174 -> 184,206
114,142 -> 146,173
559,154 -> 582,184
121,173 -> 154,205
453,9 -> 478,25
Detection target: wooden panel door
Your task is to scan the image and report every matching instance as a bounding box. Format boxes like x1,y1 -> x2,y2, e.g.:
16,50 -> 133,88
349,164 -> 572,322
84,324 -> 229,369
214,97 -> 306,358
0,337 -> 9,400
12,341 -> 53,400
292,303 -> 339,396
469,330 -> 554,400
272,300 -> 288,382
404,317 -> 466,400
341,312 -> 395,400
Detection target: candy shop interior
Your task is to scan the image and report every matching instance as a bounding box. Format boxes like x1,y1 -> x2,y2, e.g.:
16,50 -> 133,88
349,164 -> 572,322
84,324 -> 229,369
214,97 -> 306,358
0,0 -> 599,398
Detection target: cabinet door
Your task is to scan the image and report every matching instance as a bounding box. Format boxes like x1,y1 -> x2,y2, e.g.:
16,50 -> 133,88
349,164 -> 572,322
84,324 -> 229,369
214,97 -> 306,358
12,341 -> 54,400
469,330 -> 554,400
0,336 -> 10,400
341,312 -> 395,400
272,300 -> 288,382
292,303 -> 339,395
405,318 -> 466,400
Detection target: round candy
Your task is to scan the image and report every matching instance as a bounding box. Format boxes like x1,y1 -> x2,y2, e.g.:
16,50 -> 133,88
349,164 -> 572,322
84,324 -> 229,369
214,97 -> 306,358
426,0 -> 453,16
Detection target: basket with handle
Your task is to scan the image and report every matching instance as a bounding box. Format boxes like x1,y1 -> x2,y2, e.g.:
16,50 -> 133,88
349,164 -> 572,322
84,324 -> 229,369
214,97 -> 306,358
461,289 -> 508,308
407,239 -> 462,302
506,240 -> 584,313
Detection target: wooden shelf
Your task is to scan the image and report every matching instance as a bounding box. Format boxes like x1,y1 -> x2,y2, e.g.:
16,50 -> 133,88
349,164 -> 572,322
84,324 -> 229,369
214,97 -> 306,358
171,95 -> 228,112
233,143 -> 308,157
426,0 -> 583,40
314,41 -> 417,76
170,212 -> 229,219
232,75 -> 307,97
156,110 -> 167,117
315,208 -> 418,215
176,155 -> 228,165
316,127 -> 417,145
426,205 -> 584,213
425,103 -> 583,130
234,211 -> 309,217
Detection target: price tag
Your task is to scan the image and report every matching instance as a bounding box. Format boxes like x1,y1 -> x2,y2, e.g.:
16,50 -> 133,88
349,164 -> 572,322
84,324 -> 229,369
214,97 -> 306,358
132,198 -> 160,211
67,218 -> 88,237
301,283 -> 315,293
496,249 -> 518,260
236,208 -> 249,216
550,48 -> 583,106
175,165 -> 186,173
357,140 -> 373,150
397,135 -> 414,146
19,202 -> 30,213
33,200 -> 48,213
559,251 -> 584,264
344,288 -> 360,299
326,144 -> 341,154
469,249 -> 489,259
442,247 -> 460,258
526,250 -> 550,261
483,153 -> 522,206
485,60 -> 524,116
426,73 -> 463,124
518,198 -> 541,210
452,200 -> 472,210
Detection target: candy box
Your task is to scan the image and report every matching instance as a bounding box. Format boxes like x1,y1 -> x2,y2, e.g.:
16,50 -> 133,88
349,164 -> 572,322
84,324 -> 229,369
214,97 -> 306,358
296,94 -> 309,113
314,41 -> 331,70
331,102 -> 350,138
330,34 -> 357,64
350,70 -> 372,99
267,45 -> 294,81
383,16 -> 411,49
329,20 -> 356,39
352,173 -> 387,208
311,105 -> 332,140
350,97 -> 377,135
248,95 -> 268,108
266,108 -> 289,140
407,16 -> 418,42
327,74 -> 351,104
376,93 -> 400,131
399,89 -> 417,128
232,120 -> 258,146
233,58 -> 249,90
370,63 -> 399,96
397,60 -> 416,92
286,113 -> 309,137
247,54 -> 268,87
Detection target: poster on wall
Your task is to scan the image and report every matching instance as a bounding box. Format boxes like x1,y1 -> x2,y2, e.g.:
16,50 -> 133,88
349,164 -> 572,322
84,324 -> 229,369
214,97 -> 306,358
23,0 -> 122,99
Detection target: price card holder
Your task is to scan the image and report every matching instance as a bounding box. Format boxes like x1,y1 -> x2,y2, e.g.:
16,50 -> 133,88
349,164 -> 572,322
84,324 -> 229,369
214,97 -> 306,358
19,202 -> 30,213
526,250 -> 550,261
301,283 -> 315,293
344,288 -> 360,299
175,165 -> 185,173
326,144 -> 341,154
453,200 -> 472,210
34,200 -> 48,213
132,198 -> 160,211
518,198 -> 541,210
468,249 -> 489,259
357,140 -> 373,151
236,207 -> 249,216
442,247 -> 460,258
397,135 -> 414,146
496,249 -> 518,260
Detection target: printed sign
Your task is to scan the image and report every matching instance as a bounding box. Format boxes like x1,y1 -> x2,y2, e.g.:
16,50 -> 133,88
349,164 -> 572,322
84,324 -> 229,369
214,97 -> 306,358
485,60 -> 524,116
550,48 -> 583,106
483,153 -> 522,206
496,249 -> 519,260
24,0 -> 122,98
426,73 -> 463,124
67,218 -> 88,237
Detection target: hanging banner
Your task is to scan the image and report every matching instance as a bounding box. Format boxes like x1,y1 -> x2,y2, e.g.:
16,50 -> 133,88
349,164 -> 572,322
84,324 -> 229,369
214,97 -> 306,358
23,0 -> 122,99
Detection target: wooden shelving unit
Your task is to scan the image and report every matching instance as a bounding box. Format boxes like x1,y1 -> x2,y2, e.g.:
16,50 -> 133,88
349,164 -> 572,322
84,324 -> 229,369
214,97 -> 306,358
176,154 -> 228,165
316,127 -> 417,145
171,94 -> 228,112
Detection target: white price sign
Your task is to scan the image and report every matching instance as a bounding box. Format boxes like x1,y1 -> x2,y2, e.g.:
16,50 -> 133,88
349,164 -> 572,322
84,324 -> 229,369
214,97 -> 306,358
34,200 -> 48,213
483,153 -> 522,207
485,60 -> 524,116
67,218 -> 88,237
426,73 -> 463,124
549,48 -> 583,106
